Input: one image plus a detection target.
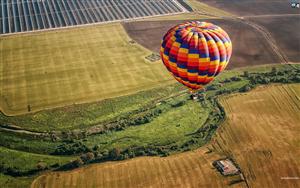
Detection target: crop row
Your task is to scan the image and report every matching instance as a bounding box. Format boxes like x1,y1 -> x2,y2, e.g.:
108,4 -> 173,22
0,0 -> 187,34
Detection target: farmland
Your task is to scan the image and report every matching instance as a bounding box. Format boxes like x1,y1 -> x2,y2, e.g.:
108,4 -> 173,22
249,16 -> 300,63
0,23 -> 174,115
0,0 -> 299,187
123,19 -> 281,69
0,64 -> 297,188
123,0 -> 300,68
31,83 -> 300,188
31,148 -> 247,188
213,84 -> 300,188
199,0 -> 300,16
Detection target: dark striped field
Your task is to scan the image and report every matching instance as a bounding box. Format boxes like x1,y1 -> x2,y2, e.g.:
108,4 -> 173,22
0,0 -> 187,34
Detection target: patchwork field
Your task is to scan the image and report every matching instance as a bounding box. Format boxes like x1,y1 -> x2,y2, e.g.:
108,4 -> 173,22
0,0 -> 299,187
31,84 -> 300,188
123,19 -> 281,69
214,84 -> 300,188
0,23 -> 174,115
199,0 -> 300,16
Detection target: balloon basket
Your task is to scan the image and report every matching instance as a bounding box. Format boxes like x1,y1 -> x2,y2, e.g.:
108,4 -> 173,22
189,88 -> 206,101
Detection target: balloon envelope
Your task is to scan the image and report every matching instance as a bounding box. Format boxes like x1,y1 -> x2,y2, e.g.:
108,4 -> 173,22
160,21 -> 232,91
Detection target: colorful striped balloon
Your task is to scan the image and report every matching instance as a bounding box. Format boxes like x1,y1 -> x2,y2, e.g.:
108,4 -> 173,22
160,21 -> 232,91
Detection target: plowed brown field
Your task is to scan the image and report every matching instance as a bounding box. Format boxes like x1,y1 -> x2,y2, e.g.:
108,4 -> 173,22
199,0 -> 300,16
123,19 -> 281,69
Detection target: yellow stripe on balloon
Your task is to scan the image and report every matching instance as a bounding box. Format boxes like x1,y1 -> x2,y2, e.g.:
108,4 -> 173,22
188,54 -> 199,58
199,57 -> 210,62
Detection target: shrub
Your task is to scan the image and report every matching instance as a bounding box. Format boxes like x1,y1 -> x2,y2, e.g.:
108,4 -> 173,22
171,100 -> 186,107
109,148 -> 121,160
53,141 -> 90,155
271,67 -> 277,75
292,75 -> 300,82
73,158 -> 84,167
206,84 -> 219,91
102,149 -> 109,157
243,71 -> 249,77
239,85 -> 251,92
223,78 -> 231,83
93,145 -> 100,151
81,152 -> 95,162
230,76 -> 242,81
50,163 -> 60,168
36,162 -> 48,170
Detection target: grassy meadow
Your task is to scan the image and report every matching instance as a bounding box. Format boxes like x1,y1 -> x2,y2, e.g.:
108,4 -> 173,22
0,146 -> 74,173
83,99 -> 211,151
0,174 -> 33,188
0,23 -> 173,115
186,0 -> 235,17
0,84 -> 185,132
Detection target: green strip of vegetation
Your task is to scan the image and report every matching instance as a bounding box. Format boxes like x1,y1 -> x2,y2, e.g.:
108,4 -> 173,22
0,147 -> 74,176
0,84 -> 184,132
0,173 -> 33,188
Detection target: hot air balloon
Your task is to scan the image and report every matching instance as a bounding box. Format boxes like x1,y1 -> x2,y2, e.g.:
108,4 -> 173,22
160,21 -> 232,92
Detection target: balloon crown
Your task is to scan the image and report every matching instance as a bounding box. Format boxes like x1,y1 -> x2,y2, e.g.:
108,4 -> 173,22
178,21 -> 218,32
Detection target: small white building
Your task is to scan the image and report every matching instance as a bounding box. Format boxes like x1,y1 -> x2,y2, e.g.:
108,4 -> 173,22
213,159 -> 239,176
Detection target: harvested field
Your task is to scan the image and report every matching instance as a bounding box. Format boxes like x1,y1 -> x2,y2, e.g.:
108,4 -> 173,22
31,148 -> 247,188
249,16 -> 300,63
199,0 -> 300,16
123,19 -> 281,69
0,23 -> 173,115
213,84 -> 300,188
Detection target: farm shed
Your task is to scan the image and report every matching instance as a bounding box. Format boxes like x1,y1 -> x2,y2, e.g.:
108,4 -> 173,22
213,159 -> 239,176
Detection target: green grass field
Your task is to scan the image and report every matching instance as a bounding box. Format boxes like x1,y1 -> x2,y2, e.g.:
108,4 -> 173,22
0,174 -> 33,188
0,23 -> 173,116
0,146 -> 74,172
0,147 -> 74,188
186,0 -> 235,17
0,84 -> 185,132
84,99 -> 211,151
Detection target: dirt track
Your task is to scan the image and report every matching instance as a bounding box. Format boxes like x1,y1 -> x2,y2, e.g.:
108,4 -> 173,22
249,16 -> 300,63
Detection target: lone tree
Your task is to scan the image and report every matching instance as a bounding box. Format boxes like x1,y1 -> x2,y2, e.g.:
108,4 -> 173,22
73,158 -> 84,167
36,162 -> 48,170
110,148 -> 121,160
243,71 -> 249,77
239,85 -> 251,92
271,67 -> 277,75
85,152 -> 95,161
